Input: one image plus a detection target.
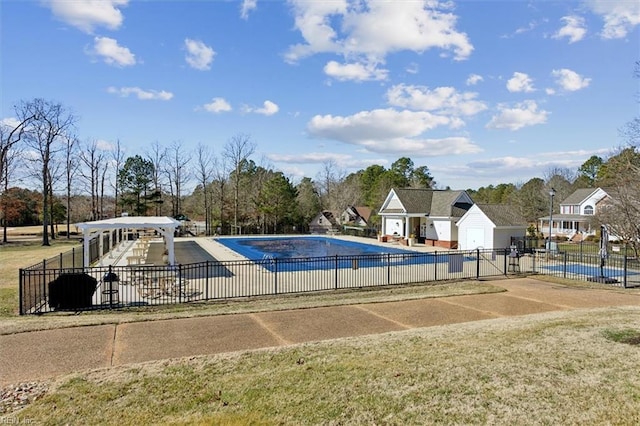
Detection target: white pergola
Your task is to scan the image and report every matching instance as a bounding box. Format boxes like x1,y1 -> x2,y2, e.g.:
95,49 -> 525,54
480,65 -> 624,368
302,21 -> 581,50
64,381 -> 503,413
76,216 -> 181,267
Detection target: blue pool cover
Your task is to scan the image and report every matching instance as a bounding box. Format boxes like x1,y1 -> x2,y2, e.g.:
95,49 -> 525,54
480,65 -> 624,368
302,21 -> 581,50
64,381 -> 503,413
213,236 -> 449,271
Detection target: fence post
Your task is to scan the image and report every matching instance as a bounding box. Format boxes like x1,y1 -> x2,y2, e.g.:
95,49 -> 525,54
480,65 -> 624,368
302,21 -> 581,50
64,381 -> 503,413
274,258 -> 279,294
563,251 -> 567,279
387,253 -> 391,285
580,240 -> 583,263
476,248 -> 480,280
504,248 -> 507,276
42,258 -> 47,312
205,260 -> 210,300
434,252 -> 437,281
623,252 -> 628,289
19,269 -> 24,315
334,255 -> 338,290
179,264 -> 183,304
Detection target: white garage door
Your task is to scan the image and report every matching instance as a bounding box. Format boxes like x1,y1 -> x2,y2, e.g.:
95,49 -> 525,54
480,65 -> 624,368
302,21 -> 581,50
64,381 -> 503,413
466,228 -> 485,249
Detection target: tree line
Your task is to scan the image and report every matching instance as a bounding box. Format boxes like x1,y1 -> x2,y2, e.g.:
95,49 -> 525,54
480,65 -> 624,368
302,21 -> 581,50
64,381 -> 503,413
2,72 -> 639,249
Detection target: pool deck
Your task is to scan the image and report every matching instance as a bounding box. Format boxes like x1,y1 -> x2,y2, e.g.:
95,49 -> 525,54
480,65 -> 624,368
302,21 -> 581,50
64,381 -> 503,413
98,234 -> 450,266
3,277 -> 640,386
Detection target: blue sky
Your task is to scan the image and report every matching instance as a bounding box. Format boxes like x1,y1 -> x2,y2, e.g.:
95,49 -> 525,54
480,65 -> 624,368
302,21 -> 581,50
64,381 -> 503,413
2,0 -> 639,190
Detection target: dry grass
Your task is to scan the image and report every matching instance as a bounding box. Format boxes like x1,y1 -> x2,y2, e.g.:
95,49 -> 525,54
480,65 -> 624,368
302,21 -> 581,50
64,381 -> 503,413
15,307 -> 640,424
0,234 -> 80,290
0,230 -> 80,317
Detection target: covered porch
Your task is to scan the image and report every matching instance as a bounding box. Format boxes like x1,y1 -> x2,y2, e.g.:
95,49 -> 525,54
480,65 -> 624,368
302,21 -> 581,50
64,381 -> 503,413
538,214 -> 595,240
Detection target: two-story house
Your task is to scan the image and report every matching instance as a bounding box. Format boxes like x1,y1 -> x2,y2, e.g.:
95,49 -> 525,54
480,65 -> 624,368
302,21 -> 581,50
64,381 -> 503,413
539,187 -> 609,240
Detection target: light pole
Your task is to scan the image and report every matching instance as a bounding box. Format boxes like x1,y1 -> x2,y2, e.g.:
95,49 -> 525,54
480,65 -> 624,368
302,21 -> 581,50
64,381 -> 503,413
548,187 -> 556,252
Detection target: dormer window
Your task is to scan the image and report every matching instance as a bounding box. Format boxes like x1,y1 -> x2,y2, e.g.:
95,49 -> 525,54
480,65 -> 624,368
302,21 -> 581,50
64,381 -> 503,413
584,205 -> 594,215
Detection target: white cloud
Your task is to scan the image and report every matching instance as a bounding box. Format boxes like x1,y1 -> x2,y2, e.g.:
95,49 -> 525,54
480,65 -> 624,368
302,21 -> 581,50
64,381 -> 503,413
240,0 -> 257,19
96,139 -> 114,151
323,60 -> 388,82
553,15 -> 587,43
253,100 -> 280,116
184,39 -> 215,71
386,84 -> 487,117
551,68 -> 591,91
45,0 -> 128,33
506,72 -> 535,93
0,117 -> 21,129
466,74 -> 483,86
310,109 -> 450,141
406,63 -> 419,74
285,0 -> 473,64
307,108 -> 482,156
514,20 -> 539,35
584,0 -> 640,39
486,100 -> 549,131
202,97 -> 232,113
268,152 -> 353,163
107,86 -> 173,101
89,36 -> 136,67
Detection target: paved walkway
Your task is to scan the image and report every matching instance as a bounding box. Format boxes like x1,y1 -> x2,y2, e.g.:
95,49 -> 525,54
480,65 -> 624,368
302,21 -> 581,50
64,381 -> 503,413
2,277 -> 640,386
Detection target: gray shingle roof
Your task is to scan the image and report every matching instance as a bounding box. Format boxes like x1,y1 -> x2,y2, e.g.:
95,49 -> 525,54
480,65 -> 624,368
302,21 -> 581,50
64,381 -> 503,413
384,188 -> 471,217
561,188 -> 599,205
476,204 -> 527,227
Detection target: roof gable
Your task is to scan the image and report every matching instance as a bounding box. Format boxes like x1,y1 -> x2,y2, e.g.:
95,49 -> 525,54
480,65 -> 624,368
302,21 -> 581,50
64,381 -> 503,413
561,187 -> 608,205
382,188 -> 472,217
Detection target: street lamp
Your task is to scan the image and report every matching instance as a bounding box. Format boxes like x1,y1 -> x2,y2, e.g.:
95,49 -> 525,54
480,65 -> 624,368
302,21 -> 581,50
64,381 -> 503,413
548,187 -> 556,251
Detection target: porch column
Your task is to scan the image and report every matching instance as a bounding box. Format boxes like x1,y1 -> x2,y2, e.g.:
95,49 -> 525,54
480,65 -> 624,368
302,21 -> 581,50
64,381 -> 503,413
404,219 -> 411,238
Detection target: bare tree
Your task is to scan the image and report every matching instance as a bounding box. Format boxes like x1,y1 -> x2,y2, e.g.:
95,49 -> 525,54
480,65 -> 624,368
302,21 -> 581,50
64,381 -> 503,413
17,99 -> 76,246
99,157 -> 109,219
316,160 -> 352,215
111,139 -> 125,217
62,134 -> 79,237
212,154 -> 228,234
543,166 -> 575,211
195,143 -> 214,235
165,141 -> 192,217
224,133 -> 255,235
146,141 -> 167,216
1,115 -> 39,242
79,140 -> 106,221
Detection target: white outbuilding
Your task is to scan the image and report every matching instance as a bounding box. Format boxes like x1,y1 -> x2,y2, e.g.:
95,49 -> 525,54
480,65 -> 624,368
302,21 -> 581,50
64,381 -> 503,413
457,204 -> 527,250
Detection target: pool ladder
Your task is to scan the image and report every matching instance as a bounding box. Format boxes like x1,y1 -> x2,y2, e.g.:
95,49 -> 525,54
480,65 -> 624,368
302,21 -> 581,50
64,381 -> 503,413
260,254 -> 276,271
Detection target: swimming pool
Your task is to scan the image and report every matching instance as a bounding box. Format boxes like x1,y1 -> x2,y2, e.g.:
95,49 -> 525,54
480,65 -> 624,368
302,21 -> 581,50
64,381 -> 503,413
542,264 -> 637,277
213,236 -> 440,271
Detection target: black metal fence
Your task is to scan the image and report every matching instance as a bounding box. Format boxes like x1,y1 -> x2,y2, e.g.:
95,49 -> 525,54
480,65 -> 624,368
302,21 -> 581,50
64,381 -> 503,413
20,248 -> 514,314
19,246 -> 640,315
522,250 -> 640,288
